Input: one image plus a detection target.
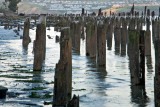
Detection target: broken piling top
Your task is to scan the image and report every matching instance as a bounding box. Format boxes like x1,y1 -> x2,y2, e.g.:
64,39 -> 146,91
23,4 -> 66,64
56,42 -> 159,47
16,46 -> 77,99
39,14 -> 46,26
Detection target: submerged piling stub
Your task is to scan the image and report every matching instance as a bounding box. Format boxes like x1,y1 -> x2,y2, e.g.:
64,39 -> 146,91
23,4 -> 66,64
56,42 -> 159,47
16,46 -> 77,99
53,28 -> 72,106
154,38 -> 160,107
22,18 -> 31,48
67,95 -> 79,107
33,15 -> 46,71
97,22 -> 106,67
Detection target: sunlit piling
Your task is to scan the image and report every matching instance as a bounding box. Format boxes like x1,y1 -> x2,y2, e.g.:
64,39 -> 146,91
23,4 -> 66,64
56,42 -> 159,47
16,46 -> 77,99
22,18 -> 31,48
97,22 -> 106,67
33,15 -> 46,71
86,20 -> 97,58
53,28 -> 73,106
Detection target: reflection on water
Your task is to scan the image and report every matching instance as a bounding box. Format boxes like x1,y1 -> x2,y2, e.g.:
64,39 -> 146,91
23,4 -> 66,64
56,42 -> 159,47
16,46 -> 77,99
0,25 -> 155,107
130,85 -> 149,107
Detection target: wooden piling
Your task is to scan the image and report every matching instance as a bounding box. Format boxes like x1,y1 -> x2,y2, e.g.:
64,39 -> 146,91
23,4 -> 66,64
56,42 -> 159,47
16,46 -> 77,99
86,21 -> 97,58
145,30 -> 151,56
53,28 -> 72,106
33,21 -> 46,71
121,18 -> 127,55
139,30 -> 145,85
114,18 -> 121,54
107,20 -> 113,50
154,38 -> 160,107
97,23 -> 106,67
22,18 -> 31,48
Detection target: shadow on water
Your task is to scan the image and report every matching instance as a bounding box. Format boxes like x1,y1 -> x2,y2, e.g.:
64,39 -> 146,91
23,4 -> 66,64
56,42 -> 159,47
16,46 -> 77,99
146,56 -> 153,71
130,81 -> 150,107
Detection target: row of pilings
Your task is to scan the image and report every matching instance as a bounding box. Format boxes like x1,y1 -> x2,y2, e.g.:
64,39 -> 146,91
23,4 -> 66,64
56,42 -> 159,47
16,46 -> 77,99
15,6 -> 160,107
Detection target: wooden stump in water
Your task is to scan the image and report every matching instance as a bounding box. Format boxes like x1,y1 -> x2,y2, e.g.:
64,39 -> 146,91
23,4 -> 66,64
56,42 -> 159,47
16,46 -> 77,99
33,23 -> 46,71
139,30 -> 145,85
129,18 -> 135,30
128,30 -> 146,85
114,18 -> 121,54
53,28 -> 72,106
0,86 -> 8,99
107,21 -> 113,50
67,95 -> 79,107
22,18 -> 31,48
145,30 -> 151,56
154,38 -> 160,107
121,18 -> 127,56
97,23 -> 106,67
86,21 -> 97,58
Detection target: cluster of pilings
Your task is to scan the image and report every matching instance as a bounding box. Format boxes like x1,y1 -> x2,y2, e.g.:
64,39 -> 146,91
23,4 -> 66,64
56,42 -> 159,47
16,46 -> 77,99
18,5 -> 160,107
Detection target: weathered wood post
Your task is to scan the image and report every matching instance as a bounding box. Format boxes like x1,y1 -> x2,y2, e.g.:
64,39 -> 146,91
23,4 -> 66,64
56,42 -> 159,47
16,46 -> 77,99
53,28 -> 72,106
74,22 -> 81,53
97,22 -> 106,67
114,18 -> 121,54
152,18 -> 157,43
68,95 -> 79,107
22,18 -> 31,48
139,30 -> 145,85
128,30 -> 139,79
70,22 -> 75,48
81,19 -> 85,39
82,8 -> 85,16
159,7 -> 160,17
18,24 -> 20,31
98,8 -> 102,16
86,20 -> 97,58
145,30 -> 151,56
33,15 -> 46,71
144,6 -> 147,17
121,18 -> 127,56
154,38 -> 160,107
128,30 -> 145,85
107,19 -> 113,50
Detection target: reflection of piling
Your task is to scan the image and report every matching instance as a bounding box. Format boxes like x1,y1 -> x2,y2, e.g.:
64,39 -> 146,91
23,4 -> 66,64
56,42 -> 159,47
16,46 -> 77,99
86,21 -> 97,58
22,18 -> 31,48
97,23 -> 106,67
53,28 -> 72,106
33,20 -> 46,71
154,38 -> 160,107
